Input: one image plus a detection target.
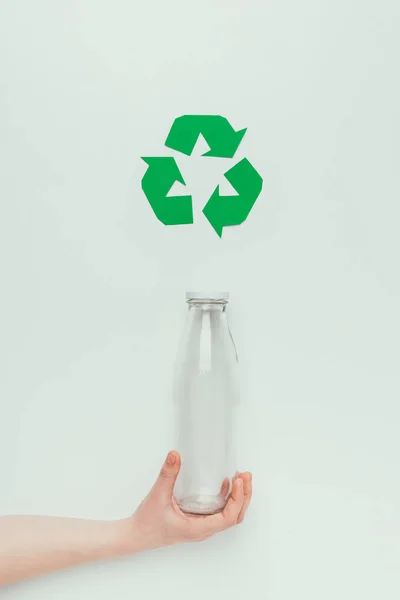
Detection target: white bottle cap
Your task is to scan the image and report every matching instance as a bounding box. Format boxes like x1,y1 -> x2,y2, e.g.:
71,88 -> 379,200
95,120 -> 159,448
186,292 -> 230,302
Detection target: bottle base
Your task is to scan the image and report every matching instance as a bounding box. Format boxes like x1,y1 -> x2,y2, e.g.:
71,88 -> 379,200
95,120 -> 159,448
176,493 -> 226,515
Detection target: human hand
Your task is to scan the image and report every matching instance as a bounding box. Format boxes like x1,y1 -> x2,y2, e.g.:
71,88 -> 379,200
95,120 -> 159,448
126,451 -> 252,553
0,452 -> 252,586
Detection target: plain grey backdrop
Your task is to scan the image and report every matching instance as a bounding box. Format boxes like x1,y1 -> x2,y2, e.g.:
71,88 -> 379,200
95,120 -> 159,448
0,0 -> 399,598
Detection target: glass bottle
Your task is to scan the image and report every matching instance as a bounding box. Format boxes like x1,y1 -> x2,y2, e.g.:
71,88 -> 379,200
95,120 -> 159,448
173,292 -> 239,515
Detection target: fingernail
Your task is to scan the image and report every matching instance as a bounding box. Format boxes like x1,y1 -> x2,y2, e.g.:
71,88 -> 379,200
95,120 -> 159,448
237,477 -> 243,490
167,451 -> 176,465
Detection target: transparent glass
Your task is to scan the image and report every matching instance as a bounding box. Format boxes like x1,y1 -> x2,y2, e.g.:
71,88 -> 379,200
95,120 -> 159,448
173,292 -> 239,515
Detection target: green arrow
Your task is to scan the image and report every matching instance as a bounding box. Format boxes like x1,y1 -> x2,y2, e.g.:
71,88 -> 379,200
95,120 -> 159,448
202,158 -> 263,237
141,157 -> 193,225
165,115 -> 246,158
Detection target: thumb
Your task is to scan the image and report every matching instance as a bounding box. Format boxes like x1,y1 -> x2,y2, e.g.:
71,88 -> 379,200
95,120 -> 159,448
151,451 -> 181,504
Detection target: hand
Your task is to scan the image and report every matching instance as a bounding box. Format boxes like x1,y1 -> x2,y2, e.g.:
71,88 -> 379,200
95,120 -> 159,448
0,453 -> 252,586
128,451 -> 252,552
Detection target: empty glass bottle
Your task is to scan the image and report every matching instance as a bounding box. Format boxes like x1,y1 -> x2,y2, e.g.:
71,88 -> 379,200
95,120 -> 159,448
173,292 -> 239,515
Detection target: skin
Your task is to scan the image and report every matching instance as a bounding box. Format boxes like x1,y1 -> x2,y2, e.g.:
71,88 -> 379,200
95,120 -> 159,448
0,451 -> 252,587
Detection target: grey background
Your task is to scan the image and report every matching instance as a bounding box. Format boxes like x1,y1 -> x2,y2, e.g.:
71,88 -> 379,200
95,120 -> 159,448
0,0 -> 399,598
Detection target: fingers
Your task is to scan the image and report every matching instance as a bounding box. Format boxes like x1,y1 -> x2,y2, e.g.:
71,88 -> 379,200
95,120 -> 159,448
197,477 -> 245,537
220,477 -> 230,498
222,476 -> 245,526
236,472 -> 252,524
151,450 -> 181,504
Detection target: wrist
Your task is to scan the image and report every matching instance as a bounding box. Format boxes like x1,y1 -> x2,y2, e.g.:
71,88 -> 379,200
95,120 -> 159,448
111,517 -> 147,557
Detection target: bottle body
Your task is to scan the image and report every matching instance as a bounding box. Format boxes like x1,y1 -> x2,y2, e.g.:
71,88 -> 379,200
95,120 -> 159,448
173,292 -> 239,515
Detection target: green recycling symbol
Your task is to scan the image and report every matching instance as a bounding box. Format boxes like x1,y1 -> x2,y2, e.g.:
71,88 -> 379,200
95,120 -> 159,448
141,115 -> 263,237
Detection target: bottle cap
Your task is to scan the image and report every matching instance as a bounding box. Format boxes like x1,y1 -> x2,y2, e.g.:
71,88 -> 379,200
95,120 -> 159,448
186,292 -> 229,302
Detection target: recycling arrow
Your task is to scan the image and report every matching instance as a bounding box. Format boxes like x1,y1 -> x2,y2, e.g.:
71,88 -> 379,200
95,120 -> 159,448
141,157 -> 193,225
202,158 -> 263,237
165,115 -> 246,158
141,115 -> 263,235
